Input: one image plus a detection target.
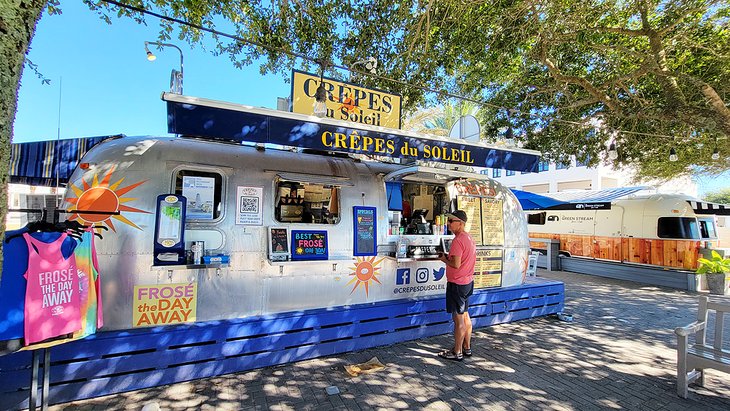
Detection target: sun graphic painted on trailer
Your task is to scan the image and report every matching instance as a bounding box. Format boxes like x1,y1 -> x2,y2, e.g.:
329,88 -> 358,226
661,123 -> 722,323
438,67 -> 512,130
66,167 -> 149,231
347,256 -> 384,296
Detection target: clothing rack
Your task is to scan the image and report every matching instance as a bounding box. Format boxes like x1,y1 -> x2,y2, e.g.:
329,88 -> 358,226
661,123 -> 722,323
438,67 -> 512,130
7,207 -> 120,223
4,207 -> 119,410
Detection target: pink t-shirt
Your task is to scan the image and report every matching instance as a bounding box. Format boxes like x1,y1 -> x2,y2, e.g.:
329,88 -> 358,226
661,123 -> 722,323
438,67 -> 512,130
23,233 -> 81,345
446,231 -> 476,285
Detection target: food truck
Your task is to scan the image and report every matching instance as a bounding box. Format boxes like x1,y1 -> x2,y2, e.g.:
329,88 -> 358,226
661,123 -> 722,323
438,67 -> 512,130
527,194 -> 724,270
62,93 -> 545,331
1,81 -> 566,409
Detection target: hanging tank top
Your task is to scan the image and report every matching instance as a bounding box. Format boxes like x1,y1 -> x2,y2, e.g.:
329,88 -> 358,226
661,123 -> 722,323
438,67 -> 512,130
23,233 -> 81,345
73,229 -> 103,339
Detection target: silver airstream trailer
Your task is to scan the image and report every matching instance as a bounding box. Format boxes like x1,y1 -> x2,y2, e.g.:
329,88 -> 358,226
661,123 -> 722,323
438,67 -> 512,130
62,94 -> 542,331
1,95 -> 566,410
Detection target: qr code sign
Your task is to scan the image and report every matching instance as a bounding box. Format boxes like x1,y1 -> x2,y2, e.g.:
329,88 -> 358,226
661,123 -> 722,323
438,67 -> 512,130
240,196 -> 259,213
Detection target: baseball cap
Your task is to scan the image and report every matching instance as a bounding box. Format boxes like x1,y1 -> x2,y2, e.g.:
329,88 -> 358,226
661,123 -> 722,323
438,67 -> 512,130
446,210 -> 468,223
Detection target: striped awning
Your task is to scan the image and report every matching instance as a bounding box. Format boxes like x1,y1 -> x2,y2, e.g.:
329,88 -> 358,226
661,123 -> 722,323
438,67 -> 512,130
688,200 -> 730,216
9,135 -> 120,186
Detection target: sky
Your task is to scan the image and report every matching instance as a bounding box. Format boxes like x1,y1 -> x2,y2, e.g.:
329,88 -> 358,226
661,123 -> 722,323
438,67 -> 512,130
13,1 -> 730,197
14,1 -> 291,142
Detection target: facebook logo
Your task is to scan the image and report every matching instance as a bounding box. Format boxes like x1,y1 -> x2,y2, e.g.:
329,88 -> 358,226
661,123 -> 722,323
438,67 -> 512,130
396,268 -> 410,285
433,267 -> 445,281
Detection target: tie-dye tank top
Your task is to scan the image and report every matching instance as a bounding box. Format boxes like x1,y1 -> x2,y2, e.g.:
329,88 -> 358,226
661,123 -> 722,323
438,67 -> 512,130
73,229 -> 103,338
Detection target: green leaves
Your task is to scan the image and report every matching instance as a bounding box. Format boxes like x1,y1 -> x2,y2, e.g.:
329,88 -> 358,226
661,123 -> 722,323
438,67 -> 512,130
696,250 -> 730,274
90,0 -> 729,180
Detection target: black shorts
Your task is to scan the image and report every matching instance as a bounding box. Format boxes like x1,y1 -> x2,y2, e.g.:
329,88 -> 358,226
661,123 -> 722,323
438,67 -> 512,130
446,281 -> 474,314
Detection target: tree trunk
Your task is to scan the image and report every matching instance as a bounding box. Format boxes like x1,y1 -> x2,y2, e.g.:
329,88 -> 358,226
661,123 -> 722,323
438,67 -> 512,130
0,0 -> 48,283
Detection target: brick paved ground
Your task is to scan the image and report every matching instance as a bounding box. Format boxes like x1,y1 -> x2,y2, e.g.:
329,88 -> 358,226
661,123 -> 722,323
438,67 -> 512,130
47,269 -> 730,410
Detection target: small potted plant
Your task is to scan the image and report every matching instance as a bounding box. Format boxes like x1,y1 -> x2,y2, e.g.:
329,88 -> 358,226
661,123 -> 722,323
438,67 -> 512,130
696,250 -> 730,295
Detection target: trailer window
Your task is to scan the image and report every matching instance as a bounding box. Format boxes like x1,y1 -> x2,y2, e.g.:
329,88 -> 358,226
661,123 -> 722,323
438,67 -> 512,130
174,170 -> 224,220
698,218 -> 718,239
527,212 -> 546,225
657,217 -> 700,239
275,179 -> 340,224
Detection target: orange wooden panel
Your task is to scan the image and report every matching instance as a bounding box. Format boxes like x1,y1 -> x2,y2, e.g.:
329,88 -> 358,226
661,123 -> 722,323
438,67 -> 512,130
593,236 -> 621,261
664,241 -> 678,267
583,236 -> 593,257
651,240 -> 664,267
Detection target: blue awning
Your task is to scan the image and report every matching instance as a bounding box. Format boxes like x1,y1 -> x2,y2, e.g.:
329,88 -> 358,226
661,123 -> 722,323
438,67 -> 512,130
511,189 -> 612,210
511,190 -> 568,210
9,135 -> 119,186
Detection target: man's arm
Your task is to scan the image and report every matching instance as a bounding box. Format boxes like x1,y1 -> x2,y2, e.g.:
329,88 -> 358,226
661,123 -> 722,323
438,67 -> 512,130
439,253 -> 462,269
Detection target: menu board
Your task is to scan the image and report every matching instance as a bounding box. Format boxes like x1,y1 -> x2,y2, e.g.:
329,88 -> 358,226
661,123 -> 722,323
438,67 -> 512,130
353,207 -> 377,256
481,198 -> 504,246
457,195 -> 483,245
269,227 -> 290,261
291,230 -> 329,260
473,249 -> 503,289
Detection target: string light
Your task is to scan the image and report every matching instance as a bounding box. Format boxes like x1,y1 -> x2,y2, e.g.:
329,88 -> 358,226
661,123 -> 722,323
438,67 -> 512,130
607,143 -> 618,160
669,147 -> 678,162
313,64 -> 328,118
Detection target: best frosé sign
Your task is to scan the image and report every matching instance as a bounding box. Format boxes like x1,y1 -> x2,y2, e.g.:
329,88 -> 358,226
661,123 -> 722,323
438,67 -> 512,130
133,282 -> 197,327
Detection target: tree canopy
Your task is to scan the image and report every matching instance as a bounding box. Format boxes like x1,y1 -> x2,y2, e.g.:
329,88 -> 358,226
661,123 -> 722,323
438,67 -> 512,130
87,0 -> 729,180
704,188 -> 730,204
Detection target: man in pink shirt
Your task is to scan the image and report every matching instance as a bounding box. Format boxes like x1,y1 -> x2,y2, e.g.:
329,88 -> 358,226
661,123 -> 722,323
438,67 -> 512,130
437,210 -> 476,361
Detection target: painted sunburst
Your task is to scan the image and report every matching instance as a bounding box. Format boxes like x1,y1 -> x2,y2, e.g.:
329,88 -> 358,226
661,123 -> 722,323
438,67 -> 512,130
66,167 -> 149,231
347,256 -> 385,296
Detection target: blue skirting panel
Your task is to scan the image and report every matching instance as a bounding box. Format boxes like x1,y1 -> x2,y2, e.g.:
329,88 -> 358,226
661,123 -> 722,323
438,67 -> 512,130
0,278 -> 563,410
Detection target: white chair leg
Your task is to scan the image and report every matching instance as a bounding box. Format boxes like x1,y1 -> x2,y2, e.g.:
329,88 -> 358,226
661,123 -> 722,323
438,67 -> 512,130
697,369 -> 705,387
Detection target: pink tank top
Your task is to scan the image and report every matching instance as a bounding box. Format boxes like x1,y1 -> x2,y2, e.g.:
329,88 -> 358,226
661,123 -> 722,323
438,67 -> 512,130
23,233 -> 81,345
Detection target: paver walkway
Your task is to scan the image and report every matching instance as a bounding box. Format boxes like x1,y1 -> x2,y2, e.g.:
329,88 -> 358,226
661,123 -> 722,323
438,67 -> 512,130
46,269 -> 730,410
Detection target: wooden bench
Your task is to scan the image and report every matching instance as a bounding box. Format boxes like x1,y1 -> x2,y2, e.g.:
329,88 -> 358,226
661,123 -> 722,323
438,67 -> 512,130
675,296 -> 730,398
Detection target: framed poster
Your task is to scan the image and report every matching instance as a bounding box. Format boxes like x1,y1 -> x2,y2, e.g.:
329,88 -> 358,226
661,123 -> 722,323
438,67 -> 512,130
268,226 -> 290,261
291,230 -> 329,260
182,176 -> 215,219
353,206 -> 377,256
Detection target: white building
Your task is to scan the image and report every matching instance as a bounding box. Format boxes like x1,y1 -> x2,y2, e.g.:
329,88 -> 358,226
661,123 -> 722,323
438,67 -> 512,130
6,184 -> 64,230
485,155 -> 698,197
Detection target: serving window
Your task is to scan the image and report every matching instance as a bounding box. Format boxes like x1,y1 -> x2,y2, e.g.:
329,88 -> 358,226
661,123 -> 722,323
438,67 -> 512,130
275,178 -> 341,224
527,212 -> 547,225
174,169 -> 224,220
698,218 -> 718,239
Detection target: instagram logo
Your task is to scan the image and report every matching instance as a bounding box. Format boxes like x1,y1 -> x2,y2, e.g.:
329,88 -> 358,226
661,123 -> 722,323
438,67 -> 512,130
415,268 -> 429,283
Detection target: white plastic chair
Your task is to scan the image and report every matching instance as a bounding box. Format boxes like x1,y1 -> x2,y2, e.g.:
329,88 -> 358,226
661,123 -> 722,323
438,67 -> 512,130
526,251 -> 539,277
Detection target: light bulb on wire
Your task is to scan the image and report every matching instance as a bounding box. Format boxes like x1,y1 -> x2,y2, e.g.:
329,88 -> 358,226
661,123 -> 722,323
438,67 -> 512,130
607,143 -> 618,160
669,147 -> 678,162
313,68 -> 328,118
712,147 -> 720,160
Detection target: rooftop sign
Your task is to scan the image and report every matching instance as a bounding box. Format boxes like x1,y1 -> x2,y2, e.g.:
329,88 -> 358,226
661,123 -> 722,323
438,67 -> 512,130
290,70 -> 402,129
